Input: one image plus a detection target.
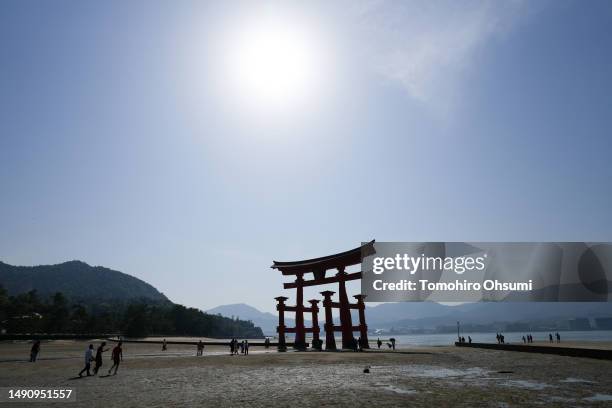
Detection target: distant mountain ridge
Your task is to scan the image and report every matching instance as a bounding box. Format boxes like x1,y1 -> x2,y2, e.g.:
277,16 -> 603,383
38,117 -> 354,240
207,303 -> 291,335
0,260 -> 169,302
365,302 -> 612,330
208,301 -> 612,334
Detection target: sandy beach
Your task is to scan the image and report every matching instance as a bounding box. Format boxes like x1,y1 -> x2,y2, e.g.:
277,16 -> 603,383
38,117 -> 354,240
1,340 -> 612,407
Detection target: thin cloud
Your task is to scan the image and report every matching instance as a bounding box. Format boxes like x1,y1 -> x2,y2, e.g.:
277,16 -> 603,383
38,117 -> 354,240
349,0 -> 530,115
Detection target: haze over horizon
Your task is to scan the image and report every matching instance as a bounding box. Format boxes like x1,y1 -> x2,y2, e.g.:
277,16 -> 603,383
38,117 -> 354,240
2,0 -> 612,314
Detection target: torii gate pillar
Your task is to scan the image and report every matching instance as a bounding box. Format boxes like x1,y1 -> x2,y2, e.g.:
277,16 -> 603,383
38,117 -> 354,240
320,291 -> 337,351
354,294 -> 369,349
275,296 -> 288,351
309,299 -> 321,350
337,267 -> 354,349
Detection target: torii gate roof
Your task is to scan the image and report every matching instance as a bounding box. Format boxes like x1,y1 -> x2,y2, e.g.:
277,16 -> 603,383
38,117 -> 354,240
271,240 -> 375,276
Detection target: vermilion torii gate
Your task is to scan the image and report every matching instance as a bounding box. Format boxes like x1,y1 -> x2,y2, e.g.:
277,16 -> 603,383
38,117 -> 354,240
272,240 -> 375,350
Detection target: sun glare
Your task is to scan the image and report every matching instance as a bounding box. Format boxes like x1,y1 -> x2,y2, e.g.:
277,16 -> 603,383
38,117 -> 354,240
219,12 -> 329,117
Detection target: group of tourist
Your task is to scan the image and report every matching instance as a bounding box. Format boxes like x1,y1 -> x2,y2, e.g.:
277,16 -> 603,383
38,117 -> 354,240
497,332 -> 562,344
375,337 -> 396,350
161,338 -> 207,356
78,341 -> 123,377
28,340 -> 122,377
457,336 -> 472,344
520,333 -> 562,344
229,338 -> 250,355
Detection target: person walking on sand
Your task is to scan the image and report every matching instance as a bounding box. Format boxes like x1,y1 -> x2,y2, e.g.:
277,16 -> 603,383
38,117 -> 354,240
556,332 -> 561,343
240,340 -> 245,354
162,339 -> 167,351
30,340 -> 41,362
390,338 -> 396,350
549,333 -> 553,343
229,338 -> 234,355
108,342 -> 123,376
197,340 -> 204,356
377,338 -> 382,349
245,340 -> 249,355
468,336 -> 472,344
93,342 -> 108,375
79,344 -> 94,377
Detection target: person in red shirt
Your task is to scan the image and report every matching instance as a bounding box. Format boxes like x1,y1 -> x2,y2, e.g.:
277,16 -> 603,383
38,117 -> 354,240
107,342 -> 123,376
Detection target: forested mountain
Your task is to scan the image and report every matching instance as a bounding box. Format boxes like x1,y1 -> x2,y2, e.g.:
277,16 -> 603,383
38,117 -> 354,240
0,261 -> 263,338
0,260 -> 167,302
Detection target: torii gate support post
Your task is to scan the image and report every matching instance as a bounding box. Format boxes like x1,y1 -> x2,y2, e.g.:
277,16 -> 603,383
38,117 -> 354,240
354,294 -> 369,349
309,299 -> 321,350
336,267 -> 354,349
320,291 -> 337,351
275,296 -> 288,351
294,273 -> 306,350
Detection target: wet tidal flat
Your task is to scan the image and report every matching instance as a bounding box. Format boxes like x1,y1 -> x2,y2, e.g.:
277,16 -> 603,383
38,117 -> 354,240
1,341 -> 611,407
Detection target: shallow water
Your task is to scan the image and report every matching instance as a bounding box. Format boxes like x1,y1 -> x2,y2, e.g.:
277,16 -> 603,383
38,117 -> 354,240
584,393 -> 612,402
382,330 -> 612,346
501,380 -> 552,391
560,377 -> 594,383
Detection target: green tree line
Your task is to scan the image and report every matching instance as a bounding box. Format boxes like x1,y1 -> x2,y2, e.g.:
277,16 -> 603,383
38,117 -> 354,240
0,286 -> 263,338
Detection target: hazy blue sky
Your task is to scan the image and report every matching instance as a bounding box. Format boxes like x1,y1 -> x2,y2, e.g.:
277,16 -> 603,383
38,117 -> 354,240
1,0 -> 611,313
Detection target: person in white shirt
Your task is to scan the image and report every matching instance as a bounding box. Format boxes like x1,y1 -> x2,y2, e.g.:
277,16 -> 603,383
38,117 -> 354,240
79,344 -> 94,377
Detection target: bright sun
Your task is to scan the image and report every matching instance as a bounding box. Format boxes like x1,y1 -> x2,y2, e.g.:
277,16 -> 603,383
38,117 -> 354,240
220,12 -> 327,116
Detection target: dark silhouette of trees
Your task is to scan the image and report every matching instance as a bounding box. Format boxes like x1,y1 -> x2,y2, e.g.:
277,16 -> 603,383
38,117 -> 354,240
0,285 -> 263,338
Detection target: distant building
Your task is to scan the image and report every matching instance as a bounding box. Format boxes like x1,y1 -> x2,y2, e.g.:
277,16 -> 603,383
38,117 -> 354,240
568,318 -> 591,331
594,317 -> 612,330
